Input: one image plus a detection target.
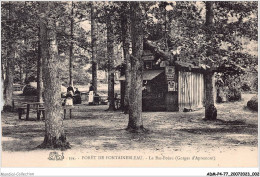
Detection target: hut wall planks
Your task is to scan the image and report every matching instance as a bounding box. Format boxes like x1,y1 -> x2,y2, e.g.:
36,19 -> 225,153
178,71 -> 204,109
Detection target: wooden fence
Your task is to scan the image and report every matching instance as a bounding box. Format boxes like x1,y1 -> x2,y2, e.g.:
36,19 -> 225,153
178,71 -> 204,109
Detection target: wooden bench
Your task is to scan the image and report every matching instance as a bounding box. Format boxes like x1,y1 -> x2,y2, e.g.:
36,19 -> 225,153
12,95 -> 37,110
17,104 -> 86,120
17,102 -> 45,120
17,106 -> 27,120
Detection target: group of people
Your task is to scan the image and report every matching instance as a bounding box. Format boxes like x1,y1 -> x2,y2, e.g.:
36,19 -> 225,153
63,86 -> 82,106
63,83 -> 96,106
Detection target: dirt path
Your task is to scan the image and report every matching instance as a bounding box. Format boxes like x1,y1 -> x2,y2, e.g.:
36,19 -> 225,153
1,94 -> 258,167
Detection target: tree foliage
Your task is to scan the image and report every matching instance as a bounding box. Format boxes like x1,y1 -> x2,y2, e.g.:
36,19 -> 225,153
1,1 -> 91,86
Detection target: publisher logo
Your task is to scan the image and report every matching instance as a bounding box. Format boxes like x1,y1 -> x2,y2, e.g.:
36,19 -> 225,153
48,151 -> 64,161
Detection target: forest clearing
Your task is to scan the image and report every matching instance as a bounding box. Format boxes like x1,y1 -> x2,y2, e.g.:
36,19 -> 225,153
1,1 -> 258,174
1,93 -> 257,167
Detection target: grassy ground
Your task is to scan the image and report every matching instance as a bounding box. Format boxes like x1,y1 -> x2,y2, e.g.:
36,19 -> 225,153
1,94 -> 258,167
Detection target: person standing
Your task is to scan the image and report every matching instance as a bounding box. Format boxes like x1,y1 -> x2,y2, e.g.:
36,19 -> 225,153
88,83 -> 95,104
74,88 -> 82,104
64,89 -> 74,106
67,85 -> 75,95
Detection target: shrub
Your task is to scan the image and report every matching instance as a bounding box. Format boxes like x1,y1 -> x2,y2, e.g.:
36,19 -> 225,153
241,83 -> 251,92
22,84 -> 37,96
226,88 -> 242,102
247,95 -> 258,111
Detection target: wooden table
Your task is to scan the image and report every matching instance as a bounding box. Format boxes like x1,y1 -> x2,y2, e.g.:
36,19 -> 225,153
18,103 -> 85,120
12,96 -> 37,111
24,102 -> 45,120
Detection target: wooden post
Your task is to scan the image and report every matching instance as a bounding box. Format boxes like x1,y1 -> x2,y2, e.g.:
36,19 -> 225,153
12,100 -> 14,110
26,104 -> 30,120
64,108 -> 66,119
18,108 -> 22,120
37,110 -> 41,120
42,110 -> 45,120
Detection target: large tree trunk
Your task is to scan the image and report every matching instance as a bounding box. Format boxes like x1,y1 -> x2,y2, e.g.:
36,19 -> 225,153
121,2 -> 131,113
19,64 -> 23,84
37,28 -> 43,103
107,13 -> 115,111
25,63 -> 29,83
204,2 -> 217,120
24,37 -> 29,84
69,2 -> 74,87
3,2 -> 15,111
4,48 -> 15,110
204,70 -> 217,120
127,2 -> 145,132
38,2 -> 70,149
91,3 -> 97,94
1,59 -> 6,81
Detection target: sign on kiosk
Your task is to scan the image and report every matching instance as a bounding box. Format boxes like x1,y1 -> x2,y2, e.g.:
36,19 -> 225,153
165,66 -> 175,80
168,80 -> 176,92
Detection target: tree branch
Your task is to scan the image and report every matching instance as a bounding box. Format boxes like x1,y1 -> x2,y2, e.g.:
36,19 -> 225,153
130,54 -> 139,61
143,39 -> 170,61
143,40 -> 245,75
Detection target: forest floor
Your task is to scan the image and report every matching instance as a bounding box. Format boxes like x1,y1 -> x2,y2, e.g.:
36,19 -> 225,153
1,93 -> 258,167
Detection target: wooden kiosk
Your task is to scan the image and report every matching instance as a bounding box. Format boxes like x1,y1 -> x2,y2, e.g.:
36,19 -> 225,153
119,50 -> 206,112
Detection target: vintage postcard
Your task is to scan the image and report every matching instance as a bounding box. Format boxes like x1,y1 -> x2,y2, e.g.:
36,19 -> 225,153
1,0 -> 258,176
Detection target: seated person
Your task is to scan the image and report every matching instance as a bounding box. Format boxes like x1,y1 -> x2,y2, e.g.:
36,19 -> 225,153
63,90 -> 74,106
89,83 -> 95,92
67,85 -> 75,95
74,88 -> 82,104
114,93 -> 120,109
75,88 -> 81,95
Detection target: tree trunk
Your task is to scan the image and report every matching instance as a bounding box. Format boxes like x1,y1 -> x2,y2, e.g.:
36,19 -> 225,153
107,13 -> 115,111
204,70 -> 217,120
2,60 -> 6,81
206,2 -> 214,27
25,60 -> 28,83
91,3 -> 97,94
4,48 -> 15,110
127,2 -> 145,132
204,2 -> 217,120
19,64 -> 22,84
3,2 -> 15,111
24,37 -> 29,84
37,28 -> 43,103
121,2 -> 131,113
24,55 -> 29,83
38,2 -> 70,150
69,2 -> 74,87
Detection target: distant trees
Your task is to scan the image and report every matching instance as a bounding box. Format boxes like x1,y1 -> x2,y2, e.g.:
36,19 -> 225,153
1,1 -> 91,88
202,1 -> 258,119
2,2 -> 16,111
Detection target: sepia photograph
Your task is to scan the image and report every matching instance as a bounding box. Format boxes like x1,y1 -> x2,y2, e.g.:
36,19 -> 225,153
0,0 -> 258,176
